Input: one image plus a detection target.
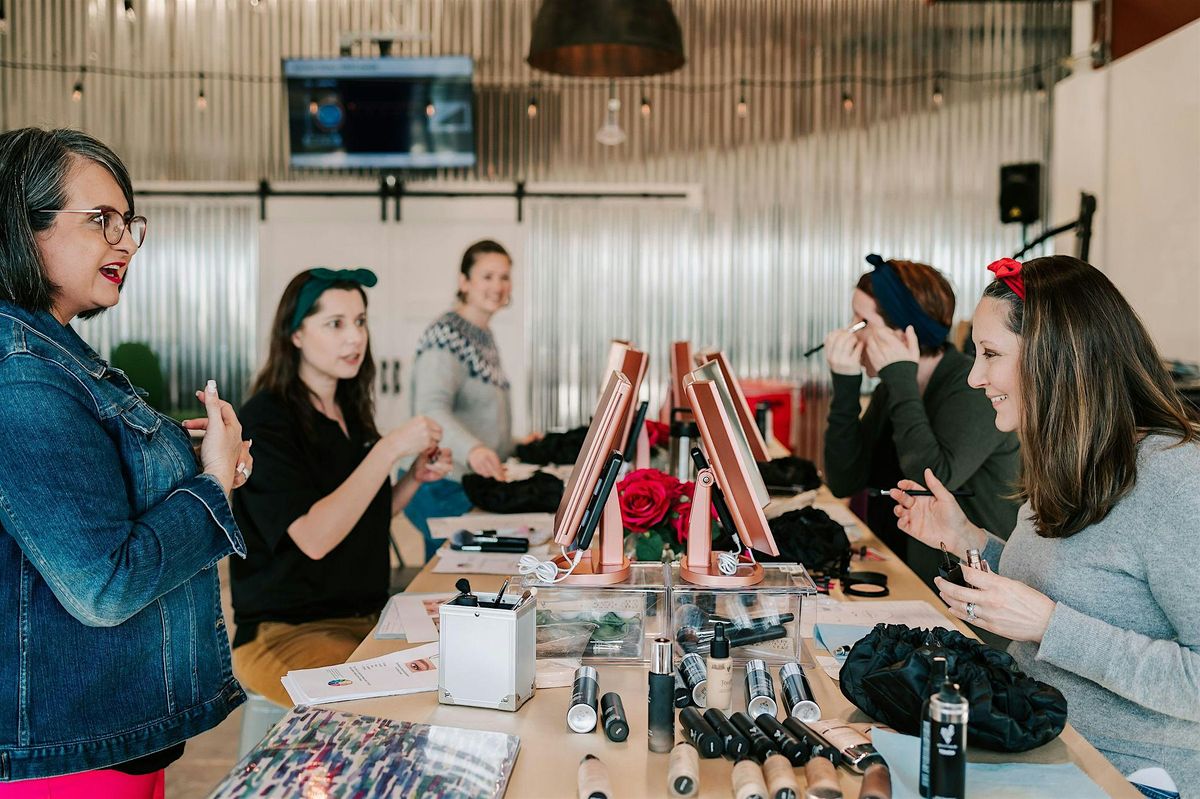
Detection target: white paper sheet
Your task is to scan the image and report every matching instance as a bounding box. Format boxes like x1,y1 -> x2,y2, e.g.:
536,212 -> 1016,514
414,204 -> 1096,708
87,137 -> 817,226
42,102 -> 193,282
282,643 -> 439,705
375,592 -> 455,641
801,597 -> 957,639
427,512 -> 555,545
431,543 -> 552,575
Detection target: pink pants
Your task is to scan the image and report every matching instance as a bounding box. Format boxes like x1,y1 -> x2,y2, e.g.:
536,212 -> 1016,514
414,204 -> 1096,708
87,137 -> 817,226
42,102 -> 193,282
0,769 -> 164,799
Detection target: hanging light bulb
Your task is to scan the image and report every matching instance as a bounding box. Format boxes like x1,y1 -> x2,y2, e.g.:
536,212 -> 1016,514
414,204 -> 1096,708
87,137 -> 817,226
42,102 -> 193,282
195,72 -> 207,111
595,80 -> 626,146
932,80 -> 944,108
1035,79 -> 1048,102
527,96 -> 538,119
0,0 -> 9,34
71,67 -> 85,102
123,0 -> 136,22
841,90 -> 855,112
308,100 -> 319,115
425,101 -> 436,117
640,95 -> 651,118
736,79 -> 748,118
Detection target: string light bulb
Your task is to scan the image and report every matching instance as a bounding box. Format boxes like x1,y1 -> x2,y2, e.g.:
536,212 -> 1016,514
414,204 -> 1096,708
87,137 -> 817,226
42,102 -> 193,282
1035,79 -> 1047,102
736,79 -> 748,118
123,0 -> 136,22
841,90 -> 855,112
196,73 -> 207,111
932,81 -> 944,107
640,95 -> 651,118
527,96 -> 538,118
0,0 -> 9,34
595,81 -> 626,146
71,67 -> 85,102
425,101 -> 436,117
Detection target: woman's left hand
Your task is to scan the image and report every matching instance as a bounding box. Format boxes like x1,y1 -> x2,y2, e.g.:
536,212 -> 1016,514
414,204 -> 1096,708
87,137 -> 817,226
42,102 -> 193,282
934,565 -> 1056,643
183,408 -> 254,490
865,324 -> 920,372
411,447 -> 453,483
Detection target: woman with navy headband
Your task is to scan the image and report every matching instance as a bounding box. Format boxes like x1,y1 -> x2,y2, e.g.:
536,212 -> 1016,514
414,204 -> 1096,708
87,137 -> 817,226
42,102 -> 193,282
229,268 -> 452,707
894,256 -> 1199,797
822,255 -> 1021,589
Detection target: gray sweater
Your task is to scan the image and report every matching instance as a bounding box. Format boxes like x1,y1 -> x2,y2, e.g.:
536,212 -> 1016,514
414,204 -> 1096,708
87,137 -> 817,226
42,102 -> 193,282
981,435 -> 1200,794
411,311 -> 513,480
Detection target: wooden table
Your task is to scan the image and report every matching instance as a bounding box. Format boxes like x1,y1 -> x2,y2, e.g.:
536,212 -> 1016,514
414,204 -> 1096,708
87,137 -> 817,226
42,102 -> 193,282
334,494 -> 1138,798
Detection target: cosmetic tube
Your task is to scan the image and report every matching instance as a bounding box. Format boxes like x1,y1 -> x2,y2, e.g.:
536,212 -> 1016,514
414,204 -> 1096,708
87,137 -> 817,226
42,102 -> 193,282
577,754 -> 612,799
601,692 -> 629,742
706,623 -> 733,712
731,711 -> 778,764
732,758 -> 770,799
782,718 -> 841,766
648,638 -> 675,753
808,719 -> 886,775
763,752 -> 801,799
745,659 -> 779,719
755,714 -> 808,766
675,672 -> 693,707
859,762 -> 893,799
779,663 -> 821,722
680,706 -> 723,758
568,667 -> 599,733
704,708 -> 751,760
804,755 -> 843,799
668,742 -> 701,797
679,652 -> 708,707
923,683 -> 967,799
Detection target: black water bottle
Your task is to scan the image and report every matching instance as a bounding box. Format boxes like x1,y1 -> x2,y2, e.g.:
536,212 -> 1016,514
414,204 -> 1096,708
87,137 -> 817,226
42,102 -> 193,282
923,679 -> 968,799
918,655 -> 948,797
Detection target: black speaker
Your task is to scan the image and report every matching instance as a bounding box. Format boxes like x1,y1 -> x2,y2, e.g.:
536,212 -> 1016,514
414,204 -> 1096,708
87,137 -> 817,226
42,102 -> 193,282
999,163 -> 1041,224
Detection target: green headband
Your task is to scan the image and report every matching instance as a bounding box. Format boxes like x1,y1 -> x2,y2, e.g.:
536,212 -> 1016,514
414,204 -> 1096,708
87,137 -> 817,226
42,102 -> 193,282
290,268 -> 378,332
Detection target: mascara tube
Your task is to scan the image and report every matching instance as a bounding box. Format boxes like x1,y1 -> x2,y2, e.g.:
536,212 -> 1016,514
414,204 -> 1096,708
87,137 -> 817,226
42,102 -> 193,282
601,692 -> 629,742
648,638 -> 675,753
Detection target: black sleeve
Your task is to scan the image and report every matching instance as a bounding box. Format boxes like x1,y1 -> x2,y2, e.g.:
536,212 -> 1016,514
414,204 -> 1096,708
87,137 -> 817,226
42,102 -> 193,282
823,373 -> 883,497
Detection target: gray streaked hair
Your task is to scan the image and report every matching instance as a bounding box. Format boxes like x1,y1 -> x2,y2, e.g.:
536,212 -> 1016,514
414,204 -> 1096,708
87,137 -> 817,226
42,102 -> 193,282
0,128 -> 135,319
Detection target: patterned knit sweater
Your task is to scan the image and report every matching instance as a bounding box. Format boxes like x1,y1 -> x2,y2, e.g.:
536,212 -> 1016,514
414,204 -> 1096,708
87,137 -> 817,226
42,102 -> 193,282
411,311 -> 512,479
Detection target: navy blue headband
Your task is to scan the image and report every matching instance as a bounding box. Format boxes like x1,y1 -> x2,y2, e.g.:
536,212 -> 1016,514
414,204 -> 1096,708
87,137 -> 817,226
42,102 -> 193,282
290,268 -> 378,332
866,254 -> 950,349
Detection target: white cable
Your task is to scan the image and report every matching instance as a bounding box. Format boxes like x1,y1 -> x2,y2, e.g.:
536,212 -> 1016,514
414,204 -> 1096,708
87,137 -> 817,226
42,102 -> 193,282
519,546 -> 584,584
715,544 -> 757,576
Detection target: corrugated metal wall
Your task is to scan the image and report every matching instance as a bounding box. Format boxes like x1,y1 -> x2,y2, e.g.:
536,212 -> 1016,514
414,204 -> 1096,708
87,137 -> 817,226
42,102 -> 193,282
0,0 -> 1070,182
1,0 -> 1072,456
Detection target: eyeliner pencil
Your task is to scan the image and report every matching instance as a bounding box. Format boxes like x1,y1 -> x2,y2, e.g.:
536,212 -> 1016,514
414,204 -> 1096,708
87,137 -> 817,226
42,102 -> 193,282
870,488 -> 975,498
804,320 -> 868,357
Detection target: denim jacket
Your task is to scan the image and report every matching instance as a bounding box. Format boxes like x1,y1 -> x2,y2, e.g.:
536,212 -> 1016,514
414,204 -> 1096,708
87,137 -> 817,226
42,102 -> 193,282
0,301 -> 247,781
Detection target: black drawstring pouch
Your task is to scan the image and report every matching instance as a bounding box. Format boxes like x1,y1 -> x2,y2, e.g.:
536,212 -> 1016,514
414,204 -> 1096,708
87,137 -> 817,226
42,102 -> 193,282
757,456 -> 822,492
461,471 -> 565,514
513,426 -> 589,466
838,624 -> 1068,752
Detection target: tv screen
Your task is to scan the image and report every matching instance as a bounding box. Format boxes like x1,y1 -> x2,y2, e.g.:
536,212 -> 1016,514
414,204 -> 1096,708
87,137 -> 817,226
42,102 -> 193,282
283,56 -> 476,169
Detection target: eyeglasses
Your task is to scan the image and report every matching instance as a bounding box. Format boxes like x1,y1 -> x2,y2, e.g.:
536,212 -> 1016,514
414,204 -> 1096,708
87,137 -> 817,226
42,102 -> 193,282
40,208 -> 148,248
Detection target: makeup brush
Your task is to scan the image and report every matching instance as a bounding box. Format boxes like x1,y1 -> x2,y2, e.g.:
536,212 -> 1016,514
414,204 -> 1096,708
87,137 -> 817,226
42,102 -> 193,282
804,320 -> 868,357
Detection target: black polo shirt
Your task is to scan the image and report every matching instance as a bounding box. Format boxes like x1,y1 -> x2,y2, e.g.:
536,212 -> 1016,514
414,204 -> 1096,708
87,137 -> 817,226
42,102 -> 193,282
230,391 -> 391,647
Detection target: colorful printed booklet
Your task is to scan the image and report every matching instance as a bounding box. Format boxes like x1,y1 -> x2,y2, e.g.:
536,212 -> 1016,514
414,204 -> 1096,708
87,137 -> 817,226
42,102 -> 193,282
207,706 -> 520,799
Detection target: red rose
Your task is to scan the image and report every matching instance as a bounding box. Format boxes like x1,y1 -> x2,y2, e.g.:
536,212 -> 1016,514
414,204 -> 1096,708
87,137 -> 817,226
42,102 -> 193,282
618,469 -> 681,533
645,420 -> 670,450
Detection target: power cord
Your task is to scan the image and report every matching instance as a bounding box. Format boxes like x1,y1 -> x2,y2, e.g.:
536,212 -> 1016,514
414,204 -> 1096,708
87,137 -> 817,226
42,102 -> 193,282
519,546 -> 585,583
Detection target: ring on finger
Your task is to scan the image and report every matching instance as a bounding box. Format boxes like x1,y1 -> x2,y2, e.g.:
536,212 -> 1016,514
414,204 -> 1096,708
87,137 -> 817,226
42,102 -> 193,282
965,601 -> 979,622
237,463 -> 252,480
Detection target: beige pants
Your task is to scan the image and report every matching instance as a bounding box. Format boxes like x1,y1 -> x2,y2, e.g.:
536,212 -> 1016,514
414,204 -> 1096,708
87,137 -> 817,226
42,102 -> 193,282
232,614 -> 379,707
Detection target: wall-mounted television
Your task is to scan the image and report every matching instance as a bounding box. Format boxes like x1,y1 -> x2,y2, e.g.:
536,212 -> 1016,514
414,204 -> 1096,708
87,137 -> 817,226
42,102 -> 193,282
283,56 -> 476,169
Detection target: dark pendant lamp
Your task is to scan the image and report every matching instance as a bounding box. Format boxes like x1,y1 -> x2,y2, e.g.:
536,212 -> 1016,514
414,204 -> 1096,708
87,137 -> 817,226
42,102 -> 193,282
527,0 -> 685,78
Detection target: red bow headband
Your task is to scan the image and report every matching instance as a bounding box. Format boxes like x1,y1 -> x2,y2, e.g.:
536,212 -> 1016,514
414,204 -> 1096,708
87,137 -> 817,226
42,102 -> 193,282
987,258 -> 1026,300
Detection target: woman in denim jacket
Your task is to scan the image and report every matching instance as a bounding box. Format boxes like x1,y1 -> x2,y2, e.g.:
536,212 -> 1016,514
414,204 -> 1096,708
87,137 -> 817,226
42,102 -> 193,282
0,129 -> 251,797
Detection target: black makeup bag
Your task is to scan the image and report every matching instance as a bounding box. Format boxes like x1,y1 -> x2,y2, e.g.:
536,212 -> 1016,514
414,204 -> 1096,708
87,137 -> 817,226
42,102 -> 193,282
839,624 -> 1067,752
758,506 -> 852,576
462,470 -> 565,513
757,456 -> 822,492
513,426 -> 588,465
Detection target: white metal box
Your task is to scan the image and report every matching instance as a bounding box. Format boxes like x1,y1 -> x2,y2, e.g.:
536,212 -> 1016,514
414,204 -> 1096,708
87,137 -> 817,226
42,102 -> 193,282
438,592 -> 536,712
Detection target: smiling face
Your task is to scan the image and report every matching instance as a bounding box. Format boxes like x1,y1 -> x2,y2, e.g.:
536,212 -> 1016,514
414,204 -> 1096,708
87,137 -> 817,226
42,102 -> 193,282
458,252 -> 512,316
968,296 -> 1023,432
291,288 -> 369,386
35,158 -> 137,323
851,288 -> 891,377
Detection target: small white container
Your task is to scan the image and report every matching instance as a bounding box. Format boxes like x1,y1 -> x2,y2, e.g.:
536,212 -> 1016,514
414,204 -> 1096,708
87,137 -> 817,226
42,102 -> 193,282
438,592 -> 536,712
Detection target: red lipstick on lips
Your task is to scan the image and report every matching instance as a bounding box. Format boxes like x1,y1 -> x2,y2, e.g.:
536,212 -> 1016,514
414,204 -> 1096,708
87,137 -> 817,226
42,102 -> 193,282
100,262 -> 125,285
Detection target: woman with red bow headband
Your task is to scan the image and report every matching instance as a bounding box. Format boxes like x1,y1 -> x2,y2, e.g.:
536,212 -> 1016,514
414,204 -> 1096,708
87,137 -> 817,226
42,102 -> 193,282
892,255 -> 1200,796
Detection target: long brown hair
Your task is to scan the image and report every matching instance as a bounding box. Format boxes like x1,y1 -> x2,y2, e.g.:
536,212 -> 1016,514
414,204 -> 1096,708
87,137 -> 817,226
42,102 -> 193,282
251,270 -> 379,441
856,259 -> 955,355
984,255 -> 1196,537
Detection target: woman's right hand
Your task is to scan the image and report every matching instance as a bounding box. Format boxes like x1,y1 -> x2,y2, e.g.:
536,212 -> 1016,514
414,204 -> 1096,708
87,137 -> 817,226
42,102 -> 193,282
891,468 -> 985,555
468,445 -> 507,480
824,327 -> 864,376
382,416 -> 442,461
185,380 -> 243,497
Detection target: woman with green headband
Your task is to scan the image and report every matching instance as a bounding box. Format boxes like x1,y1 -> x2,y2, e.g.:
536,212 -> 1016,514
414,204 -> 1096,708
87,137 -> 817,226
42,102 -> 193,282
229,268 -> 451,707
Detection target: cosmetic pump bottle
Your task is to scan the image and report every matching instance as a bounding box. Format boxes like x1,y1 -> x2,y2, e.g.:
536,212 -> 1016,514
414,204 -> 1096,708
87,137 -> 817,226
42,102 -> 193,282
919,656 -> 948,798
648,638 -> 675,753
922,679 -> 968,799
706,623 -> 733,712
